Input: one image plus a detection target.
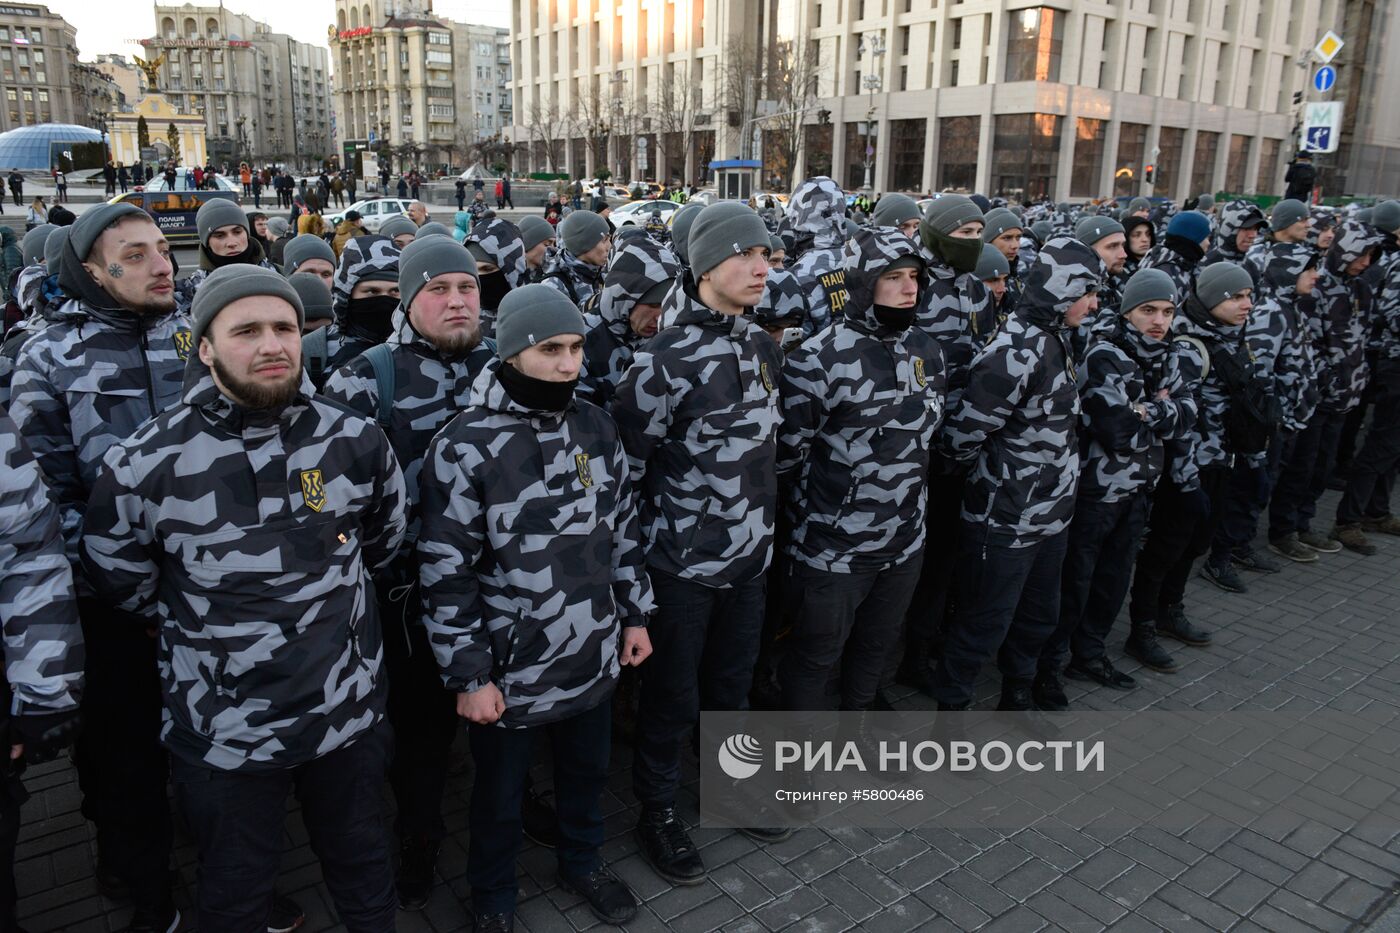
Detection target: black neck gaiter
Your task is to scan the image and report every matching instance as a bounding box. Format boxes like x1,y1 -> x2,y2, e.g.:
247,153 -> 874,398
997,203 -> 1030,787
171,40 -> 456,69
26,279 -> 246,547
873,304 -> 916,330
344,294 -> 399,342
497,360 -> 576,412
479,270 -> 511,311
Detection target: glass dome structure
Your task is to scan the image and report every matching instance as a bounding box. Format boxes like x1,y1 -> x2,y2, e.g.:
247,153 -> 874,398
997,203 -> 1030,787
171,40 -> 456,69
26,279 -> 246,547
0,123 -> 102,171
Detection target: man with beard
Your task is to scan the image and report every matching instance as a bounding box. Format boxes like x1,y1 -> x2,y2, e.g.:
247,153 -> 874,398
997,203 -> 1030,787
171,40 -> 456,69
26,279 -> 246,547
82,266 -> 407,933
175,198 -> 273,312
579,235 -> 680,407
302,235 -> 401,388
466,218 -> 528,338
322,235 -> 496,910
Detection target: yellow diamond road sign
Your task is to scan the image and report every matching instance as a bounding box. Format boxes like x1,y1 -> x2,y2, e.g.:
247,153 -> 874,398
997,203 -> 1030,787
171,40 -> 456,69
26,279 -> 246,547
1314,31 -> 1344,64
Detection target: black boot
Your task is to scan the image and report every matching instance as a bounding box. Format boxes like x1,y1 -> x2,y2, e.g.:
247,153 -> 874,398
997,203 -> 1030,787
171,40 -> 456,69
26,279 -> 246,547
636,807 -> 706,885
1158,603 -> 1212,646
997,683 -> 1061,737
396,835 -> 439,911
1125,624 -> 1179,673
1032,671 -> 1069,711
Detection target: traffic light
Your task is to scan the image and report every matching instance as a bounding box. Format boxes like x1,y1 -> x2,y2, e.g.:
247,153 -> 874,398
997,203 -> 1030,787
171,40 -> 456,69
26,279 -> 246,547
1293,91 -> 1304,105
1144,163 -> 1155,184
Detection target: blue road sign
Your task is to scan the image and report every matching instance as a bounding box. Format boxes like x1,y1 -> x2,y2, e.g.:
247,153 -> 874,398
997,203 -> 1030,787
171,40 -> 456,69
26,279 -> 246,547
368,130 -> 378,144
1306,126 -> 1332,151
1314,66 -> 1337,93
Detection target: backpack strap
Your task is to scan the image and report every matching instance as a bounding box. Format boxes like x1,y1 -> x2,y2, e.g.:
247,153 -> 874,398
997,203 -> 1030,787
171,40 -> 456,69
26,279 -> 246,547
303,326 -> 330,385
544,269 -> 580,305
362,343 -> 396,425
1172,334 -> 1211,380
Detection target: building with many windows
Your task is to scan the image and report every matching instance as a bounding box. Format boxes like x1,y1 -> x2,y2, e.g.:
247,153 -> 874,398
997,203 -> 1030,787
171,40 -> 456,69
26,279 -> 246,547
507,0 -> 1391,199
0,3 -> 82,132
144,3 -> 333,168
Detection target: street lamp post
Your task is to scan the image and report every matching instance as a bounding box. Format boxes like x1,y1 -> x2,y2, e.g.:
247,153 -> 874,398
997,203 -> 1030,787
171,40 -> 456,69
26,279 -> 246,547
855,33 -> 886,191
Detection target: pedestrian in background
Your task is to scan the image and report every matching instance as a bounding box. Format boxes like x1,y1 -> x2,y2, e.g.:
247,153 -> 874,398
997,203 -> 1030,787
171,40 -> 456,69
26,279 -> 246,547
24,197 -> 45,231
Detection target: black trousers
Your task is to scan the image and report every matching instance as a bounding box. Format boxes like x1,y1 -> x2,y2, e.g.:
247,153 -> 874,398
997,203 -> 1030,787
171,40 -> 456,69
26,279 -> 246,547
468,699 -> 610,915
930,522 -> 1069,707
780,556 -> 922,711
173,723 -> 395,933
1338,360 -> 1400,524
0,771 -> 26,933
1270,409 -> 1346,538
73,599 -> 172,913
382,582 -> 459,843
1211,429 -> 1285,563
1041,490 -> 1151,672
632,568 -> 764,809
1128,467 -> 1229,625
894,470 -> 966,675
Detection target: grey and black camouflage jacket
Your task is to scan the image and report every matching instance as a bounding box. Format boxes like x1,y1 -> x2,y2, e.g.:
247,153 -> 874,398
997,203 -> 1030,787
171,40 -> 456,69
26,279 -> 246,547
416,359 -> 654,728
10,283 -> 191,568
1247,244 -> 1319,433
541,248 -> 605,310
579,236 -> 680,407
786,177 -> 850,335
308,235 -> 402,385
916,247 -> 997,409
1143,238 -> 1204,303
80,359 -> 407,772
0,267 -> 62,409
940,236 -> 1099,547
466,218 -> 528,337
612,276 -> 784,586
777,228 -> 947,572
1374,240 -> 1400,363
321,304 -> 495,543
1314,221 -> 1385,414
1077,314 -> 1196,504
1167,291 -> 1252,482
1203,201 -> 1265,269
0,413 -> 83,720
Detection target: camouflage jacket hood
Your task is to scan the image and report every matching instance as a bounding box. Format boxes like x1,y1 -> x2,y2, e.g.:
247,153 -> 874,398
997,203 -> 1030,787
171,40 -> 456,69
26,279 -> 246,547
81,356 -> 408,772
1015,236 -> 1104,332
416,357 -> 654,728
321,305 -> 495,540
786,177 -> 847,249
541,248 -> 605,308
467,217 -> 529,288
914,244 -> 997,415
777,234 -> 947,570
580,236 -> 680,407
1314,221 -> 1385,412
751,267 -> 809,330
1203,200 -> 1266,265
331,235 -> 401,325
613,279 -> 785,584
1246,245 -> 1320,432
787,177 -> 850,334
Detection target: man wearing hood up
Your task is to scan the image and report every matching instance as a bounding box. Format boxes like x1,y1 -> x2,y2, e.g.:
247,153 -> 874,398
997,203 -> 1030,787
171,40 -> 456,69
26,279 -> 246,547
786,176 -> 851,336
928,235 -> 1101,715
579,234 -> 679,407
302,234 -> 402,388
750,266 -> 810,350
1203,200 -> 1267,268
466,217 -> 529,339
174,198 -> 274,312
81,265 -> 407,933
776,227 -> 946,712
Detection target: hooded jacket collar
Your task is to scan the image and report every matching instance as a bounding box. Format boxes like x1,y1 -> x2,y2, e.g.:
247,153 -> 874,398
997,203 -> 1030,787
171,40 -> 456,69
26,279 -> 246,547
659,271 -> 751,339
597,236 -> 681,344
1093,310 -> 1167,363
181,352 -> 315,434
785,177 -> 847,251
842,227 -> 925,340
1015,235 -> 1104,331
467,217 -> 531,289
1178,292 -> 1243,343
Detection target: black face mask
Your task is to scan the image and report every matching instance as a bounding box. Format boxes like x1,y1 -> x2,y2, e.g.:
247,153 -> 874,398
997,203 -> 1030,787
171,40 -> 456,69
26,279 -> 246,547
873,304 -> 916,330
201,237 -> 263,270
344,294 -> 398,341
497,359 -> 576,412
478,269 -> 511,311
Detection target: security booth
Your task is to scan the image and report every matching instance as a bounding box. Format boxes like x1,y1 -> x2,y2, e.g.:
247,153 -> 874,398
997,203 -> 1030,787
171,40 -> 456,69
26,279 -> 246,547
711,159 -> 762,201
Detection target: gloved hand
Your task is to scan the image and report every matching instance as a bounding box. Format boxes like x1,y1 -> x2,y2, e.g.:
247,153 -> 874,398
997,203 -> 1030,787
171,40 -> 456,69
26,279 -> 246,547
10,708 -> 80,764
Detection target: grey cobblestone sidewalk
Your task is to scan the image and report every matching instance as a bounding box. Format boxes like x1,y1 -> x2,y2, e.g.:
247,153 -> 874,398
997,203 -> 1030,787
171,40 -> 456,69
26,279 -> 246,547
17,493 -> 1400,932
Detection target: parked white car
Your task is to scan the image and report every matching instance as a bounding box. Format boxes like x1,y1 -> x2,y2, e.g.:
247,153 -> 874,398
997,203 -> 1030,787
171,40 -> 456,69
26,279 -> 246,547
611,199 -> 680,227
324,198 -> 417,232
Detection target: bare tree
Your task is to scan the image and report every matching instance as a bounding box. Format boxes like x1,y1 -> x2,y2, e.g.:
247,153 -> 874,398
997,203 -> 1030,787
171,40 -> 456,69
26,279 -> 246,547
720,36 -> 764,160
526,99 -> 567,173
571,79 -> 616,181
763,39 -> 823,190
653,62 -> 703,185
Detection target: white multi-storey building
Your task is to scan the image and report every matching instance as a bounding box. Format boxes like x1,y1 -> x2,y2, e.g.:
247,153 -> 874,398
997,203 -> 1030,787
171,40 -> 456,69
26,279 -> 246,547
508,0 -> 1397,199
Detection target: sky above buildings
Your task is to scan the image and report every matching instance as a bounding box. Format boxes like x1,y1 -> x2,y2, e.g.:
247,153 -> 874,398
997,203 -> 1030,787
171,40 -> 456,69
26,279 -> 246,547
44,0 -> 510,60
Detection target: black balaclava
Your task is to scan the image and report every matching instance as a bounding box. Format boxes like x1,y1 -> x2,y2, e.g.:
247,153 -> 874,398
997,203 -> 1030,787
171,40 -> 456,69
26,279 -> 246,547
498,359 -> 576,412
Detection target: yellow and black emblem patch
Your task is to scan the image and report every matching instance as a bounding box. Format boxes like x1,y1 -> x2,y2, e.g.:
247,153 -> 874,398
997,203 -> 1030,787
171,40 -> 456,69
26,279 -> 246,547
173,330 -> 193,361
913,357 -> 927,388
300,469 -> 327,512
760,361 -> 776,393
575,453 -> 593,489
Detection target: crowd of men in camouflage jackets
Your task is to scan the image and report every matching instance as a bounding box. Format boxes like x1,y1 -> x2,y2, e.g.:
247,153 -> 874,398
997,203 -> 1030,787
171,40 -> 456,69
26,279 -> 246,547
0,172 -> 1397,933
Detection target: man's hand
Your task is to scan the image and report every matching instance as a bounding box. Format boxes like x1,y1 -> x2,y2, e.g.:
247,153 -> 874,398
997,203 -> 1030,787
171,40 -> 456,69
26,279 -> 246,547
620,627 -> 653,667
456,683 -> 506,724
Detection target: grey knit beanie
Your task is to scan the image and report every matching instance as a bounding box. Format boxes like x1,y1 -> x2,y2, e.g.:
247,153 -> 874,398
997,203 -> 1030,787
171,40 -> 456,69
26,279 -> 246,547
982,208 -> 1023,242
43,226 -> 69,275
1127,197 -> 1152,215
1075,215 -> 1126,247
494,283 -> 586,360
20,224 -> 53,265
871,193 -> 921,229
975,242 -> 1010,280
1369,200 -> 1400,234
190,265 -> 303,348
1195,262 -> 1253,309
281,234 -> 337,275
670,202 -> 706,266
686,202 -> 771,277
518,215 -> 555,252
559,210 -> 610,256
1197,193 -> 1215,211
378,215 -> 418,241
399,234 -> 477,313
769,234 -> 785,254
1119,268 -> 1177,314
1030,220 -> 1054,243
195,197 -> 249,244
266,216 -> 290,238
921,195 -> 984,237
1270,199 -> 1310,232
69,202 -> 148,261
416,221 -> 452,239
287,272 -> 333,320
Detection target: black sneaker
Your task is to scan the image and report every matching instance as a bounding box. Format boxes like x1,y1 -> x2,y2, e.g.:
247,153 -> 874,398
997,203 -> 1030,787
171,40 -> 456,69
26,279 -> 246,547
522,784 -> 559,849
636,807 -> 705,885
1199,560 -> 1248,593
396,837 -> 439,911
1125,625 -> 1179,673
1159,605 -> 1212,647
1268,533 -> 1319,563
996,685 -> 1062,737
121,905 -> 180,933
472,911 -> 514,933
266,894 -> 305,933
559,867 -> 638,926
740,826 -> 794,843
1332,523 -> 1378,556
1298,530 -> 1342,553
1031,672 -> 1069,711
1231,548 -> 1280,574
1064,656 -> 1137,690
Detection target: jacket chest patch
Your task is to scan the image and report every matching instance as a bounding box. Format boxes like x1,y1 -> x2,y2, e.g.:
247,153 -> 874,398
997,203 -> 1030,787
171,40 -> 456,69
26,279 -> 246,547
173,330 -> 192,361
759,361 -> 776,393
575,453 -> 594,488
300,469 -> 327,512
912,357 -> 927,388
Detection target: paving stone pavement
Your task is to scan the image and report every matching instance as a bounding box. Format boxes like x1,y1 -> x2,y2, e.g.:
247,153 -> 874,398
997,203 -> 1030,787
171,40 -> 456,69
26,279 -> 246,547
15,490 -> 1400,932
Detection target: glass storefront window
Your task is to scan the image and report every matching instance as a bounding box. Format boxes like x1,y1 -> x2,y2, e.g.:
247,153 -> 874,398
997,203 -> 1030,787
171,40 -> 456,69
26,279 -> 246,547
992,113 -> 1061,201
1070,117 -> 1105,198
1004,8 -> 1063,82
937,115 -> 979,191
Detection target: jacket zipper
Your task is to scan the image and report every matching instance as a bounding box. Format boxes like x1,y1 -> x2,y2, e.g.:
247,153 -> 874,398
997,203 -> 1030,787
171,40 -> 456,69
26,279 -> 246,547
138,327 -> 158,417
680,499 -> 714,559
213,657 -> 229,698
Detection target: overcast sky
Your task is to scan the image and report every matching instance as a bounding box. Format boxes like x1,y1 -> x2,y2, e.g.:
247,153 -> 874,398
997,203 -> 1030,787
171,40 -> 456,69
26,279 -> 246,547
45,0 -> 511,62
